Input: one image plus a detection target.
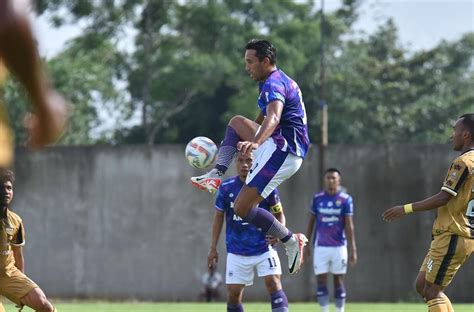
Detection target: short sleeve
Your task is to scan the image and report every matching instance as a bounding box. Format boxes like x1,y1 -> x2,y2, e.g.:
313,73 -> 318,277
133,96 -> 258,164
344,196 -> 354,216
215,187 -> 226,211
11,220 -> 25,246
441,159 -> 470,196
261,80 -> 286,108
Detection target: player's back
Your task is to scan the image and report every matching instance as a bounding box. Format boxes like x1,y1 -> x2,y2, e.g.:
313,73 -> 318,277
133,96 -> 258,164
435,150 -> 474,238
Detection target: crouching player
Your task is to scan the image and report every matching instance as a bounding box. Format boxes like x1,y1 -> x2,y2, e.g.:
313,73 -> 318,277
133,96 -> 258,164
208,152 -> 289,312
0,169 -> 57,312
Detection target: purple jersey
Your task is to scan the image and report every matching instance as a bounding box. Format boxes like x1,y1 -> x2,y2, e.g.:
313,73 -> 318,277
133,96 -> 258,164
310,191 -> 353,247
258,69 -> 310,158
215,176 -> 281,256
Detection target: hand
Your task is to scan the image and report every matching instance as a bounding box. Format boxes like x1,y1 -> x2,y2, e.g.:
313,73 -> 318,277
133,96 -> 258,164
265,235 -> 279,246
24,89 -> 69,149
236,141 -> 259,156
207,247 -> 218,269
349,249 -> 357,267
382,205 -> 406,222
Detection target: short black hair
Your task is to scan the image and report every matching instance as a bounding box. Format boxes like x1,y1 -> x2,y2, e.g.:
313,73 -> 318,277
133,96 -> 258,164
0,169 -> 14,184
325,168 -> 341,176
459,113 -> 474,137
245,39 -> 277,65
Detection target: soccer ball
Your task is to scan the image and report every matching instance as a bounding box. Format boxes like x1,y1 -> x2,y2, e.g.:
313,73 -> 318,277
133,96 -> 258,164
185,136 -> 218,169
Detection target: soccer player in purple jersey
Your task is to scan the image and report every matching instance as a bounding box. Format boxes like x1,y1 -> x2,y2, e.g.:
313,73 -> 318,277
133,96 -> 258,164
208,152 -> 289,312
305,168 -> 357,312
192,39 -> 309,274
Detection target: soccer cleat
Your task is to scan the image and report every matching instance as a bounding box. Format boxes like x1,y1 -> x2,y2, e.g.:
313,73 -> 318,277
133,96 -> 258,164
190,168 -> 222,193
285,233 -> 308,274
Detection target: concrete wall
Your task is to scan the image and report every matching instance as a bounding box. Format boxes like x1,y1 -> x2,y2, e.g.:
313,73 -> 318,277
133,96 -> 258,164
10,144 -> 473,302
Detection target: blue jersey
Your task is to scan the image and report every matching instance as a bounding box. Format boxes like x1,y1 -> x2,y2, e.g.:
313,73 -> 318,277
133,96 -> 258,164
310,191 -> 353,247
258,69 -> 310,158
215,176 -> 282,256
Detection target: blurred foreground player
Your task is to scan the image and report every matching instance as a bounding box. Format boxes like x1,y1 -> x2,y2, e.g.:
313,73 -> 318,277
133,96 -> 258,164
0,0 -> 68,168
383,114 -> 474,312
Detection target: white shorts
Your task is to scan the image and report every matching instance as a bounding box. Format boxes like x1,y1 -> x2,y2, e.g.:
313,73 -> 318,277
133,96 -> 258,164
246,138 -> 303,198
313,246 -> 348,275
226,248 -> 282,286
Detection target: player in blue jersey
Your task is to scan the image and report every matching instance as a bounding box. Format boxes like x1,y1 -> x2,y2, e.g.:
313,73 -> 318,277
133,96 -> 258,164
208,152 -> 289,312
192,39 -> 309,274
305,168 -> 357,312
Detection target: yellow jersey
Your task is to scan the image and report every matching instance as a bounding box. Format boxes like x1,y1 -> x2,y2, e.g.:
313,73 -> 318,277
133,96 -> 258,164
434,149 -> 474,238
0,209 -> 25,276
0,60 -> 13,168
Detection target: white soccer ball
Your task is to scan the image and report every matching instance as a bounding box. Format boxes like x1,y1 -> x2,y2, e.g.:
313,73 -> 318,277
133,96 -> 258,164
185,136 -> 218,169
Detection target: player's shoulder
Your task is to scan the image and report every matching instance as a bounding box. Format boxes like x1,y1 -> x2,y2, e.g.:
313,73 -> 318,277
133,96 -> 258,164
455,150 -> 474,167
219,176 -> 239,192
7,209 -> 22,224
313,191 -> 325,200
338,191 -> 352,200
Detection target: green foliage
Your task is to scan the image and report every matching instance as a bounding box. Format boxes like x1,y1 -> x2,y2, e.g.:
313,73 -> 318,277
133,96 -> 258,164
29,0 -> 473,145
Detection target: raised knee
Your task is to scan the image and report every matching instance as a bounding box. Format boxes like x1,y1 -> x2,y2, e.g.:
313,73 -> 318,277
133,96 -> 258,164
229,115 -> 245,128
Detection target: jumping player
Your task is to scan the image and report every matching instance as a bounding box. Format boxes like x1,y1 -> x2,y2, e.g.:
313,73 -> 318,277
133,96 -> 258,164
208,152 -> 289,312
192,39 -> 310,274
383,114 -> 474,312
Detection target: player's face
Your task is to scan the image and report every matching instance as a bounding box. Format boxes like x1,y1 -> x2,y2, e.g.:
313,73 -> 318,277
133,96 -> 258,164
236,154 -> 253,178
451,118 -> 467,151
245,49 -> 266,81
324,172 -> 340,193
0,181 -> 13,206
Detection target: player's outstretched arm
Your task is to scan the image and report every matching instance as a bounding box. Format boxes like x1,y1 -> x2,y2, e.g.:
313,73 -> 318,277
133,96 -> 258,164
382,190 -> 452,222
208,210 -> 224,269
0,1 -> 68,148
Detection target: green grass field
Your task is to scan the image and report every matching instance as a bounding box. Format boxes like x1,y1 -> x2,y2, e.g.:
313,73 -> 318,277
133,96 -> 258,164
3,302 -> 473,312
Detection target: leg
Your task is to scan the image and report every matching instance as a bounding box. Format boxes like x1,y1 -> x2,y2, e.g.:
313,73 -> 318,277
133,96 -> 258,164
234,185 -> 306,274
215,116 -> 259,174
234,185 -> 292,242
191,115 -> 259,192
420,233 -> 467,312
415,271 -> 426,298
333,274 -> 346,312
21,287 -> 55,312
316,274 -> 330,312
227,284 -> 245,312
424,282 -> 449,312
264,275 -> 288,312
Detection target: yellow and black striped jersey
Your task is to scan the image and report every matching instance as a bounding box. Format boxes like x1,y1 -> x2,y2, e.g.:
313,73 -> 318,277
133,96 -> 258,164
0,209 -> 25,276
434,149 -> 474,238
